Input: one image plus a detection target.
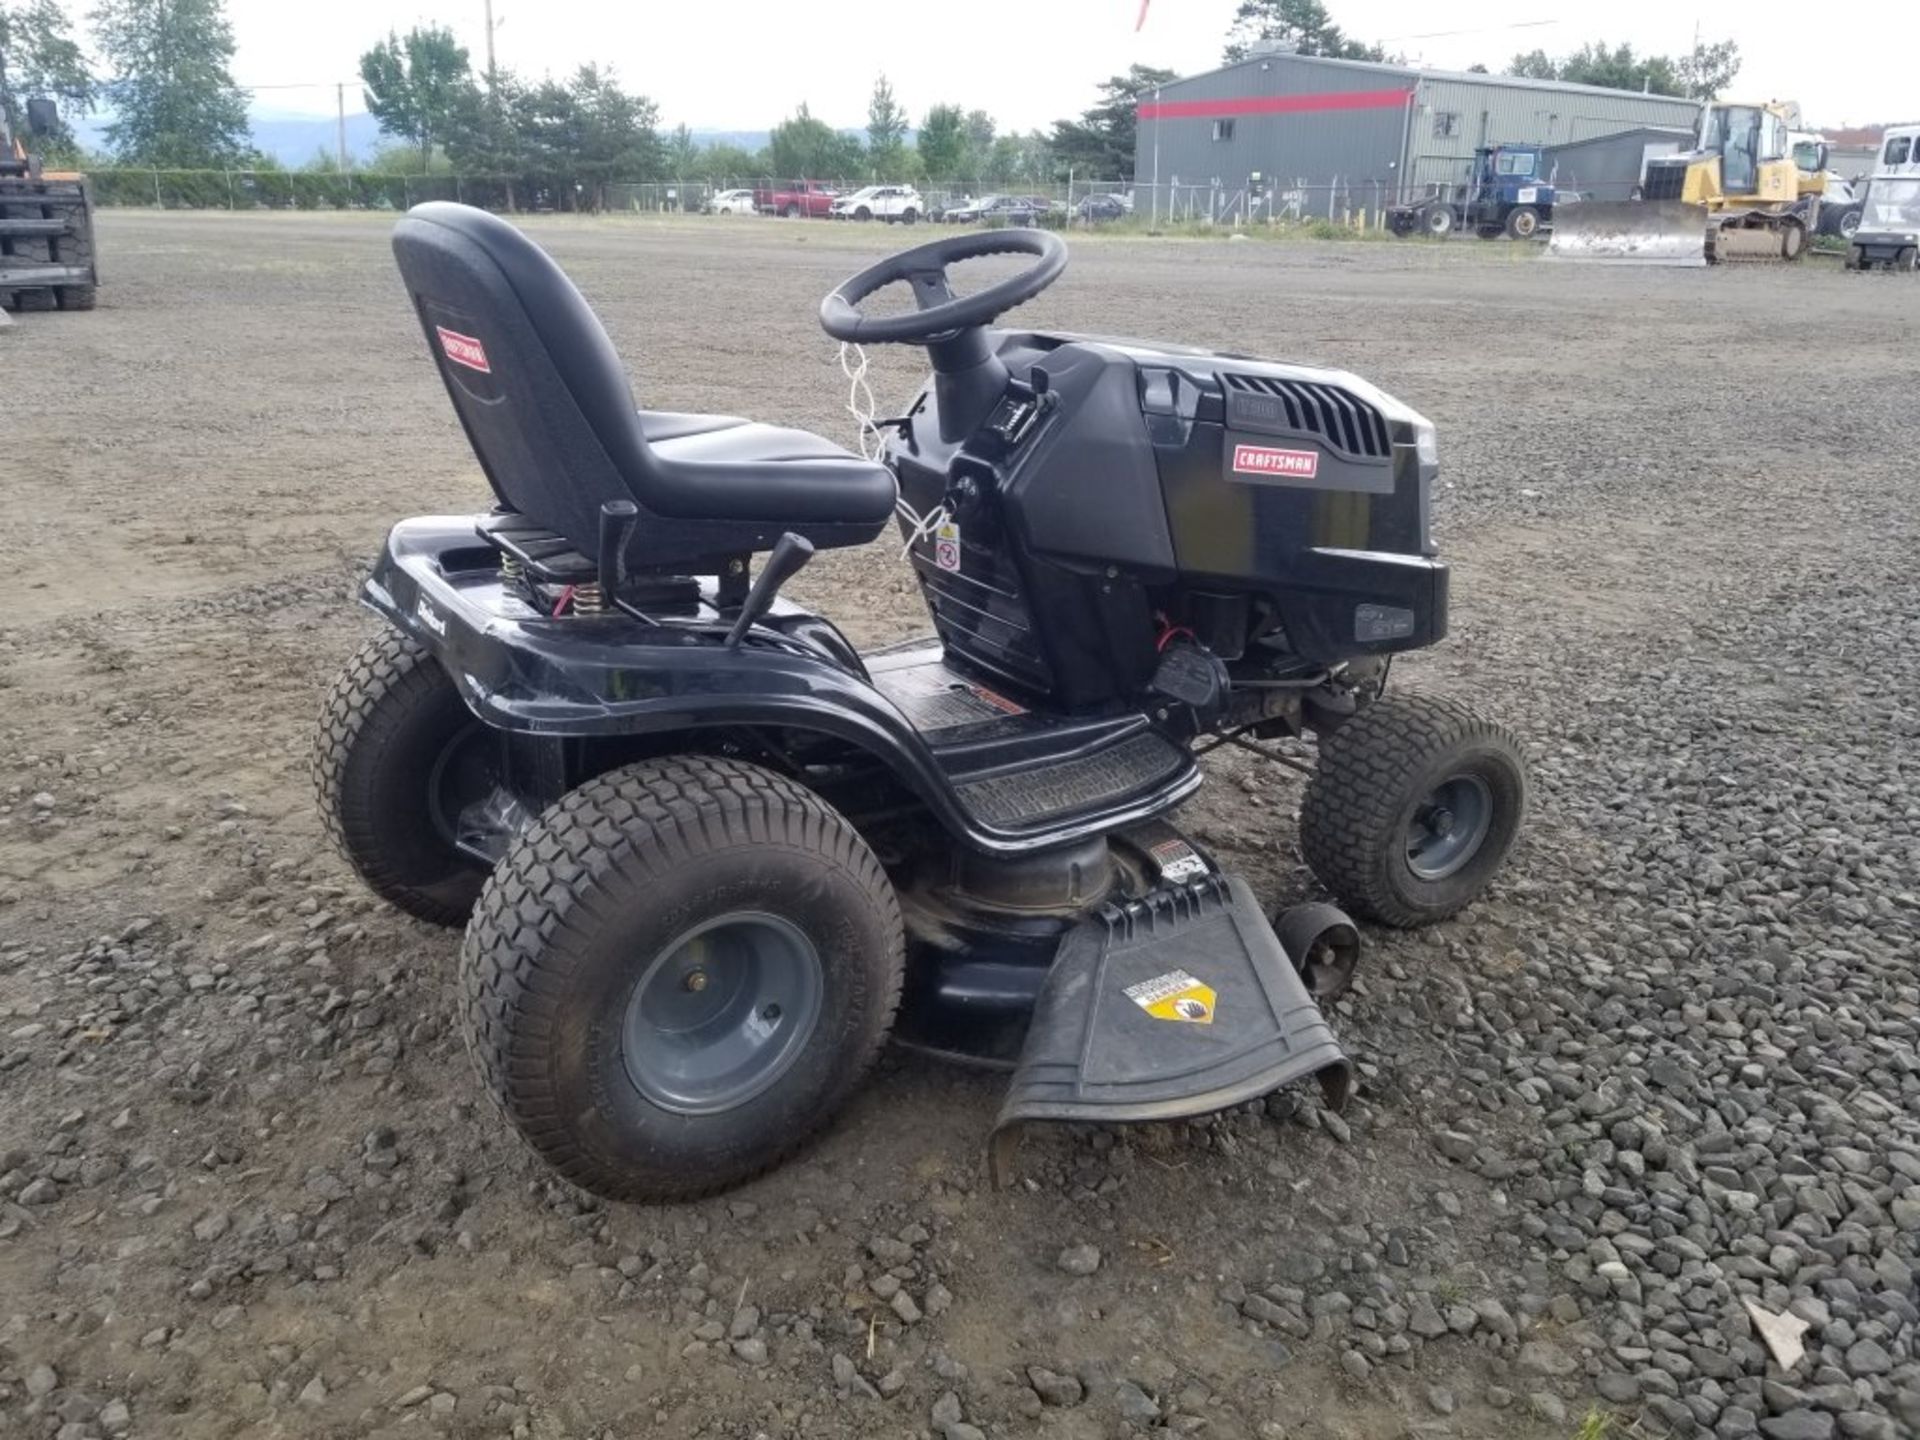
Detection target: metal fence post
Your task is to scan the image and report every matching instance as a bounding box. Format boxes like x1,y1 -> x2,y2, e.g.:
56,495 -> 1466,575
226,170 -> 234,210
404,176 -> 413,209
153,169 -> 162,208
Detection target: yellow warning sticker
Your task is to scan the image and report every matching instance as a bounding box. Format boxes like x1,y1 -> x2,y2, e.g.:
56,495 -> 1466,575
1123,969 -> 1216,1024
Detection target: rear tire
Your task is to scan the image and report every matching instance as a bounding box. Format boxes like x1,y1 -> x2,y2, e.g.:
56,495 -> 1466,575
313,630 -> 491,926
1300,693 -> 1528,928
1504,205 -> 1540,240
462,756 -> 905,1203
783,203 -> 801,218
900,208 -> 918,225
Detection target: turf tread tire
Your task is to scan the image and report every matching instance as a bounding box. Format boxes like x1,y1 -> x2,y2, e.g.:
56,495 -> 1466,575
313,629 -> 485,926
1300,692 -> 1526,928
462,756 -> 904,1203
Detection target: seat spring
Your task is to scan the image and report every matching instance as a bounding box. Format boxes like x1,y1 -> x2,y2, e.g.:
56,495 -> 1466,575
573,582 -> 607,614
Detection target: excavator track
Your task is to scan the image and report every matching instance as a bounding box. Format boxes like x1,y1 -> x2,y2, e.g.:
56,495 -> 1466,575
1705,213 -> 1808,265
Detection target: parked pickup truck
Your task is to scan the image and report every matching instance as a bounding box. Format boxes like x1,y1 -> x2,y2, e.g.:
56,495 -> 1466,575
756,179 -> 837,218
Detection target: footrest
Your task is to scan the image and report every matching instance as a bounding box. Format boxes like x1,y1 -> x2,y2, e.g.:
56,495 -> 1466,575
955,730 -> 1191,829
988,875 -> 1352,1182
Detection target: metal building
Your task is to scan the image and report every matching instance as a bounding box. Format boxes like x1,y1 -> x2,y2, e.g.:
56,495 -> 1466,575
1542,126 -> 1695,200
1134,52 -> 1702,213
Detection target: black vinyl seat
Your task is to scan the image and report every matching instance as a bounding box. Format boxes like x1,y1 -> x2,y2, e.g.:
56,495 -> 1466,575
391,203 -> 896,570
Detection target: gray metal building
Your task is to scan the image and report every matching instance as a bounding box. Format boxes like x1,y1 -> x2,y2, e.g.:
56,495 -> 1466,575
1134,52 -> 1702,208
1541,126 -> 1694,200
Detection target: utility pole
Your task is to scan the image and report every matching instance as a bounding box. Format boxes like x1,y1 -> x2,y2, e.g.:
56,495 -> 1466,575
336,82 -> 348,170
484,0 -> 498,88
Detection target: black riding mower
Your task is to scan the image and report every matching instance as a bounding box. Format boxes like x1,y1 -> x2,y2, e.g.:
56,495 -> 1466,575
315,204 -> 1528,1203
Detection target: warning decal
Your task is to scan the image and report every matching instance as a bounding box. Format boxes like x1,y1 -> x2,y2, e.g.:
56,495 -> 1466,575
1147,837 -> 1209,884
436,325 -> 492,374
933,518 -> 962,573
1124,969 -> 1217,1024
1231,443 -> 1319,480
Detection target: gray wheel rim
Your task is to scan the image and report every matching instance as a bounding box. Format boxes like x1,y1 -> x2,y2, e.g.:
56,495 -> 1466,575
1405,774 -> 1494,881
622,913 -> 824,1115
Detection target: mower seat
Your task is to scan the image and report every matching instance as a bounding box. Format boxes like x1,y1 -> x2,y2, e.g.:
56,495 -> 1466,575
391,203 -> 896,570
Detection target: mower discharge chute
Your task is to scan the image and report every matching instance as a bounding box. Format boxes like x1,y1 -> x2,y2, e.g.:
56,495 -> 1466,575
315,206 -> 1529,1204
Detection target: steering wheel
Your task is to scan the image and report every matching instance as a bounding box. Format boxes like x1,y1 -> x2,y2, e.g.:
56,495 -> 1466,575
819,229 -> 1067,347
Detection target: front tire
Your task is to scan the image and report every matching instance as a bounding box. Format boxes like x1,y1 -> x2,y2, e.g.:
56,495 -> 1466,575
462,757 -> 905,1203
1504,205 -> 1540,240
313,630 -> 491,925
1423,205 -> 1453,237
1300,693 -> 1528,928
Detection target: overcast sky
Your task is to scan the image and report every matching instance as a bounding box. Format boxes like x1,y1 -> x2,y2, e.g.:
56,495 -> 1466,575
208,0 -> 1911,132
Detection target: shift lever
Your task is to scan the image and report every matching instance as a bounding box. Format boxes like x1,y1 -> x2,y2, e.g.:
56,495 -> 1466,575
725,533 -> 814,648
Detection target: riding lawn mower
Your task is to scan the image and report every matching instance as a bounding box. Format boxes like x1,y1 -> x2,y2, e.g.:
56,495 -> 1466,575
316,205 -> 1528,1203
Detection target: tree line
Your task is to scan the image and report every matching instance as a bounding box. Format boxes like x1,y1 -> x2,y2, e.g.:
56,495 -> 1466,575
1,0 -> 1747,191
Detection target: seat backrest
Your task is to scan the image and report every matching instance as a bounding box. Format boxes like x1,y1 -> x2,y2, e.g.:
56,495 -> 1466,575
391,202 -> 655,556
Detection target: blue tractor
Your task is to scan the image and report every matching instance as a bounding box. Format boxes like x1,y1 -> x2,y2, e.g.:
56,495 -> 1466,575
1388,144 -> 1556,240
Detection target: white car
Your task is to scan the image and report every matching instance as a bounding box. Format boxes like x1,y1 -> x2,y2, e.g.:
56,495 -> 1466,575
830,185 -> 923,224
707,189 -> 758,216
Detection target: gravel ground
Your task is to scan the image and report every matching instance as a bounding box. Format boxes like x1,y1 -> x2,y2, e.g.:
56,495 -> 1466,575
2,211 -> 1917,1440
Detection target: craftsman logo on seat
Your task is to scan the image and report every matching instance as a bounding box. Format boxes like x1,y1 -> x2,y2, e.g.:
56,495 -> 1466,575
1232,443 -> 1319,479
435,325 -> 492,374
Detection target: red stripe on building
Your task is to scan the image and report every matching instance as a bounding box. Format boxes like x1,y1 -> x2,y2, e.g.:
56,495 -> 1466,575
1137,87 -> 1413,120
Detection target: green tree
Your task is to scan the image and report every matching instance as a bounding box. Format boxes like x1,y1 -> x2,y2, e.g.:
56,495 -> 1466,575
1223,0 -> 1384,63
1502,39 -> 1733,98
360,25 -> 473,172
916,102 -> 965,178
767,103 -> 861,180
664,121 -> 697,178
698,139 -> 760,181
987,131 -> 1052,185
1049,65 -> 1175,179
865,74 -> 908,177
0,0 -> 98,154
960,107 -> 996,176
516,65 -> 662,208
444,72 -> 527,181
91,0 -> 252,166
1676,40 -> 1740,99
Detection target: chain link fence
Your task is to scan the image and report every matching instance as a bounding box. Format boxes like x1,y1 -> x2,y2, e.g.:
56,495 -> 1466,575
99,169 -> 1665,232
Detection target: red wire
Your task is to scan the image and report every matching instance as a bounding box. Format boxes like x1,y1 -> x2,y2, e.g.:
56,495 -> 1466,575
1156,623 -> 1196,652
552,585 -> 576,618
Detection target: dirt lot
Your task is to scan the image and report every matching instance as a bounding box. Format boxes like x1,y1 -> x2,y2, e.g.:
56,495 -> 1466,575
2,212 -> 1917,1440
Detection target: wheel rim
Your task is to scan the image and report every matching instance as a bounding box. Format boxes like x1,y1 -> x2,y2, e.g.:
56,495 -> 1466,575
425,721 -> 498,849
622,913 -> 824,1115
1405,774 -> 1494,881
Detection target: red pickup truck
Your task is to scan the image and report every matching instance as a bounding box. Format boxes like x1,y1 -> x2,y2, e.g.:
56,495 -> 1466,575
756,179 -> 838,218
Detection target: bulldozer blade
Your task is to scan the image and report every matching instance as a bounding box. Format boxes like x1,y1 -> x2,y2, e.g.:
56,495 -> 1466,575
1545,200 -> 1708,266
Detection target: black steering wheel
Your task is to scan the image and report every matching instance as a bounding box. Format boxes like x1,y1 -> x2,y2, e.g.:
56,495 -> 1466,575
819,228 -> 1067,347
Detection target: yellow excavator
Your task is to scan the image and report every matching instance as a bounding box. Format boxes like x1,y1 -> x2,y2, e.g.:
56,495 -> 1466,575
1549,99 -> 1818,266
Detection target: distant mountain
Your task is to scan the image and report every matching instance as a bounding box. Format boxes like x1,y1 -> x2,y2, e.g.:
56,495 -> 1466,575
70,106 -> 385,167
67,111 -> 864,170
